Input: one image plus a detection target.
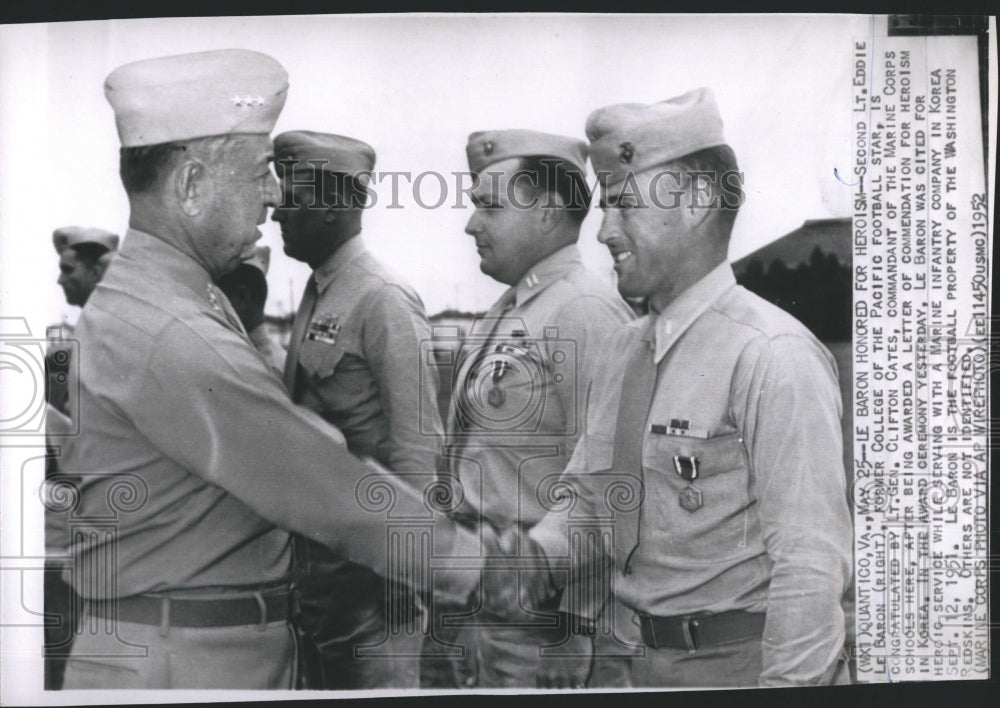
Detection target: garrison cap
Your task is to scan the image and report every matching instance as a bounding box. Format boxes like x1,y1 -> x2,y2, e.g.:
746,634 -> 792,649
273,131 -> 376,178
241,245 -> 271,276
104,49 -> 288,148
586,88 -> 727,187
466,129 -> 588,175
53,226 -> 120,254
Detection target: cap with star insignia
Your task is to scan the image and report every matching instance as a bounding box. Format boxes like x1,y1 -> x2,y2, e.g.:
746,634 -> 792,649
104,49 -> 288,148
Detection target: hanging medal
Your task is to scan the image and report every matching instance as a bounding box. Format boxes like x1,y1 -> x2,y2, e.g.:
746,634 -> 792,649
487,357 -> 508,407
673,455 -> 702,512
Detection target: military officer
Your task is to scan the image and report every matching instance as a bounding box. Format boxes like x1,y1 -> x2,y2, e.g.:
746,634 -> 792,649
48,227 -> 120,413
60,49 -> 483,690
217,245 -> 285,375
442,129 -> 634,688
272,130 -> 442,689
529,88 -> 853,687
44,226 -> 119,689
54,226 -> 120,308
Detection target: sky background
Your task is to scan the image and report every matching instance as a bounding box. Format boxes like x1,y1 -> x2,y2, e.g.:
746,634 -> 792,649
1,14 -> 871,329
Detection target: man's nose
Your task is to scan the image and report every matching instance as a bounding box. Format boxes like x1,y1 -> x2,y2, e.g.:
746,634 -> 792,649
596,212 -> 618,244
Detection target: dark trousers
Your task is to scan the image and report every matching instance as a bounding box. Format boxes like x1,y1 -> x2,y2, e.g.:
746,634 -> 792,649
43,563 -> 76,690
294,537 -> 422,689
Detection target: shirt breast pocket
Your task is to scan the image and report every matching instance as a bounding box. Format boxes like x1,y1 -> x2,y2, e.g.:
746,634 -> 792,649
299,339 -> 347,380
644,431 -> 752,556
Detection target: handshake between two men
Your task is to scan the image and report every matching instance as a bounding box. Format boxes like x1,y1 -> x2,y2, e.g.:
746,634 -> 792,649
430,520 -> 603,689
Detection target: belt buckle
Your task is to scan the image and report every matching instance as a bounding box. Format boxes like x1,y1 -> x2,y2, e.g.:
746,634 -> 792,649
681,616 -> 700,653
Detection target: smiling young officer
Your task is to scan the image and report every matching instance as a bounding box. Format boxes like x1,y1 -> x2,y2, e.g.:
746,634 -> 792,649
530,88 -> 853,687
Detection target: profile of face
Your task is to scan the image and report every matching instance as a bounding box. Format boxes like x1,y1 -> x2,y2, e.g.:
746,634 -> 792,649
271,173 -> 331,266
193,134 -> 281,278
465,158 -> 549,286
57,249 -> 103,306
596,169 -> 694,309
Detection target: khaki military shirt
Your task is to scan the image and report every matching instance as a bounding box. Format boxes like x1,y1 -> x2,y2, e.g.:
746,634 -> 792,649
532,262 -> 853,686
286,236 -> 442,472
448,244 -> 634,528
63,228 -> 477,600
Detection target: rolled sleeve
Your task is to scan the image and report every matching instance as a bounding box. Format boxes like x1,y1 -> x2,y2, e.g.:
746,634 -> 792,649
733,334 -> 853,686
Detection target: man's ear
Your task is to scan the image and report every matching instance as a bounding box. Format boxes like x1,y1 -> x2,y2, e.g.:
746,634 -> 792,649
537,192 -> 566,234
175,159 -> 208,217
93,252 -> 114,280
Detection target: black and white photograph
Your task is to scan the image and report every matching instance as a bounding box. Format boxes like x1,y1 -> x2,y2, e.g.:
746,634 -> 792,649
0,11 -> 993,702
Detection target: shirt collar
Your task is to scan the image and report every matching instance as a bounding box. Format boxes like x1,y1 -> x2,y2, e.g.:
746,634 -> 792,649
117,227 -> 213,302
652,261 -> 736,363
512,244 -> 583,308
313,235 -> 367,293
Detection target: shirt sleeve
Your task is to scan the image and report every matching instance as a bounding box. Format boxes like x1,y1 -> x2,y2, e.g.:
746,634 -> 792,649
544,295 -> 632,468
127,317 -> 480,594
732,333 -> 853,686
360,284 -> 443,475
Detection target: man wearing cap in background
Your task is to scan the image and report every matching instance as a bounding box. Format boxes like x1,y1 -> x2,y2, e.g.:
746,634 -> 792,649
43,226 -> 119,689
273,130 -> 442,689
439,129 -> 634,688
528,88 -> 853,687
217,245 -> 285,375
48,227 -> 120,414
60,49 -> 484,690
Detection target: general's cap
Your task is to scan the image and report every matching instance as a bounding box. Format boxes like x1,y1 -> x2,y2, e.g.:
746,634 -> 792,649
104,49 -> 288,147
53,227 -> 120,254
586,88 -> 727,187
241,245 -> 271,276
274,131 -> 376,177
466,129 -> 588,175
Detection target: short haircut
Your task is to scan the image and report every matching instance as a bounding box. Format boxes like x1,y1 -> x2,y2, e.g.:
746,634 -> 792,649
119,135 -> 233,195
67,242 -> 111,268
321,171 -> 371,210
217,263 -> 268,307
665,144 -> 743,232
512,156 -> 592,225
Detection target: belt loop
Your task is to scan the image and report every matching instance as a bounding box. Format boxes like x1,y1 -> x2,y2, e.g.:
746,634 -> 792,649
639,613 -> 658,649
254,591 -> 268,632
159,597 -> 170,638
682,617 -> 698,653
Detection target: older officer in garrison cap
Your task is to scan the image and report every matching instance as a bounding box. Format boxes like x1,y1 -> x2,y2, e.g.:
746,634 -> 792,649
60,49 -> 482,690
530,88 -> 853,687
217,245 -> 285,375
439,129 -> 634,688
273,130 -> 442,689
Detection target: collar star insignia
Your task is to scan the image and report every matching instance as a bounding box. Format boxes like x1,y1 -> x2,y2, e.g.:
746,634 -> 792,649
231,95 -> 266,108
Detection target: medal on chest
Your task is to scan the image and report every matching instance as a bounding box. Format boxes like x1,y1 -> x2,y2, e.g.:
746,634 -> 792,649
673,455 -> 703,512
487,358 -> 510,407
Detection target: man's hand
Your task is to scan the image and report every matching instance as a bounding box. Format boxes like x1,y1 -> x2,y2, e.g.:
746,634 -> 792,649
481,525 -> 558,617
535,627 -> 594,689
